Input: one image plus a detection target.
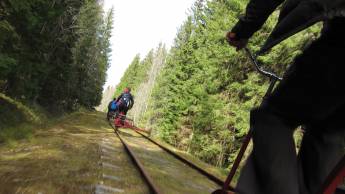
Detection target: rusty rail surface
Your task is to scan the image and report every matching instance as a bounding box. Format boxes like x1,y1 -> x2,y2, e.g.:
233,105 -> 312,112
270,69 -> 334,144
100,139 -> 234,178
133,129 -> 233,190
110,122 -> 163,194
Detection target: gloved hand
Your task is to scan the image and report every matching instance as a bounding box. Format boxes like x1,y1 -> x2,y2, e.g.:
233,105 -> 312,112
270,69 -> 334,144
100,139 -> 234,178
226,32 -> 248,51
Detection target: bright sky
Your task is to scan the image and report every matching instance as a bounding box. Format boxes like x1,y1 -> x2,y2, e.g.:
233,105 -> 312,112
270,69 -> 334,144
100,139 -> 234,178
103,0 -> 195,88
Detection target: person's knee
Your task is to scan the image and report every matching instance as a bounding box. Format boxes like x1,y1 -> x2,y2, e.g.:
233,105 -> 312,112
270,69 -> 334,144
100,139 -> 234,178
250,107 -> 296,137
251,104 -> 297,126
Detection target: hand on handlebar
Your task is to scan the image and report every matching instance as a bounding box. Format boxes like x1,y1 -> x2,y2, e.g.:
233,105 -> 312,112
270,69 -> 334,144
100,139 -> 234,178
226,32 -> 248,51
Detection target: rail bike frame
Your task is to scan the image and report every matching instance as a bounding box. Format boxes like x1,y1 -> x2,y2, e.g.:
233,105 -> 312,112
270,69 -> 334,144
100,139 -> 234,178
112,112 -> 148,133
113,112 -> 134,129
212,48 -> 345,194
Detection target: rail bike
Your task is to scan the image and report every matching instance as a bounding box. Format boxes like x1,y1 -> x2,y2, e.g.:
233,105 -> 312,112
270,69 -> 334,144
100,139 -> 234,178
108,111 -> 147,132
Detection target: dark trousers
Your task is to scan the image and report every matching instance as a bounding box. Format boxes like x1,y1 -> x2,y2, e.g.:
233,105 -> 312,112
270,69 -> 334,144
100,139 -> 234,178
107,109 -> 116,119
117,103 -> 128,116
236,36 -> 345,194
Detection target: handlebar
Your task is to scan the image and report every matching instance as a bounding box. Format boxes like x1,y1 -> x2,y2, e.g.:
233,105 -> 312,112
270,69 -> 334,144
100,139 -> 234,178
244,47 -> 282,81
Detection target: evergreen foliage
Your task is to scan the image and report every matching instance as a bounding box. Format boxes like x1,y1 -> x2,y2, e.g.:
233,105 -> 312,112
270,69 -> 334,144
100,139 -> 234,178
0,0 -> 113,112
113,44 -> 167,118
114,0 -> 321,168
134,0 -> 319,168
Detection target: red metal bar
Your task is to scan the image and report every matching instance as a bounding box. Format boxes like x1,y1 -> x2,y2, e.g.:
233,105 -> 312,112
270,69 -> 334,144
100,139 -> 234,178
216,130 -> 253,194
319,155 -> 345,194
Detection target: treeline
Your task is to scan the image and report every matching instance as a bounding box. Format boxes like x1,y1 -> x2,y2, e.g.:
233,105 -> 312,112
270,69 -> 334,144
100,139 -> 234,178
113,44 -> 167,123
114,0 -> 320,168
0,0 -> 113,112
96,85 -> 116,112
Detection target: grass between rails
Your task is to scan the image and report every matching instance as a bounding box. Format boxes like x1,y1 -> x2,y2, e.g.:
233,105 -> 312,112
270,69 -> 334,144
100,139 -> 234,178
139,130 -> 229,181
119,128 -> 224,194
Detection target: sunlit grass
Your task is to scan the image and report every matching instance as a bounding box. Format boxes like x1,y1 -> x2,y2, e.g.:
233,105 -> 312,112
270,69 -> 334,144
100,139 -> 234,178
0,111 -> 149,193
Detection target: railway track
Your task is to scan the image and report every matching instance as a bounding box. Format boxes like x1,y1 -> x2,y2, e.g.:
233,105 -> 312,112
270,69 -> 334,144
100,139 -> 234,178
108,122 -> 230,194
114,129 -> 162,194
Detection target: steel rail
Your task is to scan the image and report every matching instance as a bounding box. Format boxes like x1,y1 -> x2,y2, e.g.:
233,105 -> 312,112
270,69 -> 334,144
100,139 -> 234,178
110,123 -> 163,194
132,129 -> 231,189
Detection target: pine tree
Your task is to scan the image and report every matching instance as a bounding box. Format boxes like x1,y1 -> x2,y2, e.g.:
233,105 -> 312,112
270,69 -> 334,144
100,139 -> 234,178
0,0 -> 113,112
140,0 -> 320,167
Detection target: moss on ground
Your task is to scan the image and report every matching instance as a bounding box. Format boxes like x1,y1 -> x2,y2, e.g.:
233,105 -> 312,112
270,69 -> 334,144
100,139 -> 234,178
0,111 -> 149,194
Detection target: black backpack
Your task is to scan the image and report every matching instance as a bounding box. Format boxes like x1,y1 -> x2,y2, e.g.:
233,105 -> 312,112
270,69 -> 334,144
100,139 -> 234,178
120,93 -> 133,108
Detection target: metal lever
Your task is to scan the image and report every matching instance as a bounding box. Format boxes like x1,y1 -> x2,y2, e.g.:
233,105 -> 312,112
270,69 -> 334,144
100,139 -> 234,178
244,47 -> 282,81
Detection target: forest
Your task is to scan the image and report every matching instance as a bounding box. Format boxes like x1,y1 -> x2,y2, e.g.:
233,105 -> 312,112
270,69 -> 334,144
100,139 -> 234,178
1,1 -> 343,193
1,0 -> 321,170
0,0 -> 112,112
114,0 -> 320,169
0,0 -> 113,135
